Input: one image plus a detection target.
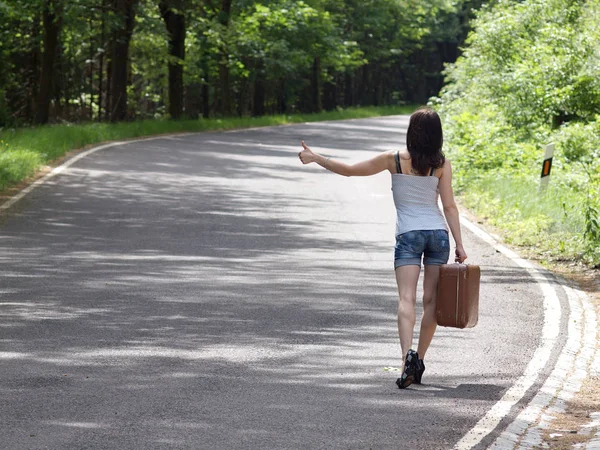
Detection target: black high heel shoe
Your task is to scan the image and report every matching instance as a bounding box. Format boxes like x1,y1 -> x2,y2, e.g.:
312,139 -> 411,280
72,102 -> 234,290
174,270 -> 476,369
415,359 -> 425,384
396,350 -> 419,389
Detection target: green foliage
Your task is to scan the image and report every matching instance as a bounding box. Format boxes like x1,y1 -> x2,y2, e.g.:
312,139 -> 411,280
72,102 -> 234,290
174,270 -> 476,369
555,119 -> 600,168
0,0 -> 482,123
236,1 -> 362,75
434,0 -> 600,267
583,204 -> 600,266
129,1 -> 170,118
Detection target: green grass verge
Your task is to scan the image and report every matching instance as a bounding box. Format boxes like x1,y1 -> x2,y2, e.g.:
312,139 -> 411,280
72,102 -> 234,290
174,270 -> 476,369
0,105 -> 415,191
458,172 -> 599,267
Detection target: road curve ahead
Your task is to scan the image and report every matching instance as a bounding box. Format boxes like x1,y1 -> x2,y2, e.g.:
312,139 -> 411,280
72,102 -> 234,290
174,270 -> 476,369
0,117 -> 568,449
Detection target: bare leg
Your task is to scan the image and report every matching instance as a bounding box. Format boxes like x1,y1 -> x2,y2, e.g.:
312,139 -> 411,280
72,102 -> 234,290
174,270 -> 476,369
395,265 -> 420,365
417,265 -> 441,359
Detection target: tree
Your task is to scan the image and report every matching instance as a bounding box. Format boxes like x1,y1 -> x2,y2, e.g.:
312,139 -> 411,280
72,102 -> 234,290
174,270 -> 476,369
159,0 -> 186,119
0,0 -> 488,123
35,0 -> 62,124
218,0 -> 232,116
109,0 -> 138,122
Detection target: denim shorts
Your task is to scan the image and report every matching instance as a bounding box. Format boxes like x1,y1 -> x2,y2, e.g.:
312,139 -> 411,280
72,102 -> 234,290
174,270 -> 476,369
394,229 -> 450,268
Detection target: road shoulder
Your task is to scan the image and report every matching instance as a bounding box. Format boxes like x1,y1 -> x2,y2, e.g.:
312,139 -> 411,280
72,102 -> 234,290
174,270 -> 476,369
459,205 -> 600,449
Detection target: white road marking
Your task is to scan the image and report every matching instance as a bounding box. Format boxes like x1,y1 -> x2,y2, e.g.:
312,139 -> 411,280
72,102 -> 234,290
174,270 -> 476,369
455,217 -> 594,449
506,284 -> 596,449
490,283 -> 584,449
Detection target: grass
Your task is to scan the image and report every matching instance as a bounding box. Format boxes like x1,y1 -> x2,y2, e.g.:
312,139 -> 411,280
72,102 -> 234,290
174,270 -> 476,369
458,172 -> 595,265
0,105 -> 416,191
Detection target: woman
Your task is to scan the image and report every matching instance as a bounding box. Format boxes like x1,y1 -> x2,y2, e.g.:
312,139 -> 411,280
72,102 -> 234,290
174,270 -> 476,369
298,107 -> 467,389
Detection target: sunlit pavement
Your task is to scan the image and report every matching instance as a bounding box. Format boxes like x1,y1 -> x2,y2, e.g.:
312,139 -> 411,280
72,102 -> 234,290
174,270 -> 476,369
0,117 -> 568,449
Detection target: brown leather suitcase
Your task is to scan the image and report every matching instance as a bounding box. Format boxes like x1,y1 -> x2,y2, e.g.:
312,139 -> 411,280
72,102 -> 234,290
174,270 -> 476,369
436,263 -> 480,328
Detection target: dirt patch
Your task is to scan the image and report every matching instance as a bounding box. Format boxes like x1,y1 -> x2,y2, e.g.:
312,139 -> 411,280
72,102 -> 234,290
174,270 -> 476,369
538,375 -> 600,448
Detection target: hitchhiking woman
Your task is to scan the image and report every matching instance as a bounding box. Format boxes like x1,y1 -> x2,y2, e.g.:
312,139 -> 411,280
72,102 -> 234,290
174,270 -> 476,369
298,107 -> 467,389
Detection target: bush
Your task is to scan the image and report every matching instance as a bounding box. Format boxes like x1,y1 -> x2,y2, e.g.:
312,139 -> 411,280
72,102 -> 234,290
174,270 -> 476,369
434,0 -> 600,267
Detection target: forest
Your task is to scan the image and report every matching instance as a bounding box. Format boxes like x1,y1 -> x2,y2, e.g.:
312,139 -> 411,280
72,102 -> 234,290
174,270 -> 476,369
0,0 -> 482,125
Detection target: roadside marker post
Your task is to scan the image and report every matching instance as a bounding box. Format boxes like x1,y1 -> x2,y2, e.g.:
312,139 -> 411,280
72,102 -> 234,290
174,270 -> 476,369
540,143 -> 554,192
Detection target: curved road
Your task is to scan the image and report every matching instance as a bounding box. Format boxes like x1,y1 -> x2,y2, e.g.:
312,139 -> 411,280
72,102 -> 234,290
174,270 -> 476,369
0,117 -> 569,449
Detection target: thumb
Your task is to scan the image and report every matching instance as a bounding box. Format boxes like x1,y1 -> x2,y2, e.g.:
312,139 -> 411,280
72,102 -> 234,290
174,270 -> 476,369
302,141 -> 310,151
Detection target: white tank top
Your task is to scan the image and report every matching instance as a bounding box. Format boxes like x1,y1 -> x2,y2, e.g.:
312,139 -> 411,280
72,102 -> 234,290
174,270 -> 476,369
391,152 -> 448,236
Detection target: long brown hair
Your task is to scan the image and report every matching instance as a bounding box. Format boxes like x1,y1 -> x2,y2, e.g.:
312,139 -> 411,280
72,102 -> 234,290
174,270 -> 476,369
406,107 -> 445,175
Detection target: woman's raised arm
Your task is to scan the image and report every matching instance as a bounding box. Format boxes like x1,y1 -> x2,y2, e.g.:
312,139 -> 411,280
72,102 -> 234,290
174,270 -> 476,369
298,141 -> 391,177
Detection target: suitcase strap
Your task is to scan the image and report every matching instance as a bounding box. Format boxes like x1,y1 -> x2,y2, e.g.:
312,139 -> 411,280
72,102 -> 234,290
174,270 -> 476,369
455,274 -> 460,323
453,269 -> 467,323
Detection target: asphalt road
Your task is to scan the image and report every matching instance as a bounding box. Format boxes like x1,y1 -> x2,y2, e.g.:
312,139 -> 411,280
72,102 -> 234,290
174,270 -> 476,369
0,116 -> 569,449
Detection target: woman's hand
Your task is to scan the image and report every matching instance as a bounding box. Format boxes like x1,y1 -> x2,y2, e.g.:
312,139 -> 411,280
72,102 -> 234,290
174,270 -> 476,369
298,141 -> 317,164
455,245 -> 468,263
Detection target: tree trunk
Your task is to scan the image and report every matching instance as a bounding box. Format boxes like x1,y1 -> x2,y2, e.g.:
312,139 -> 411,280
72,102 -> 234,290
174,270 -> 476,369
323,80 -> 337,110
277,78 -> 286,114
375,66 -> 383,106
199,35 -> 210,118
89,18 -> 94,121
184,83 -> 201,119
53,36 -> 64,118
201,82 -> 209,118
237,60 -> 251,116
359,64 -> 369,106
218,0 -> 232,116
159,0 -> 186,119
28,13 -> 42,122
311,56 -> 322,113
344,72 -> 353,107
252,74 -> 265,117
105,23 -> 112,122
99,0 -> 107,121
109,0 -> 137,122
105,55 -> 112,121
35,0 -> 61,125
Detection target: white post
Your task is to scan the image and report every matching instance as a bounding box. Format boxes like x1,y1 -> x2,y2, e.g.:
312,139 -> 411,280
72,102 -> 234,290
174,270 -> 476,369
540,143 -> 554,192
